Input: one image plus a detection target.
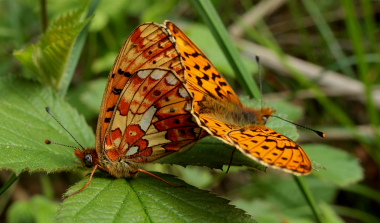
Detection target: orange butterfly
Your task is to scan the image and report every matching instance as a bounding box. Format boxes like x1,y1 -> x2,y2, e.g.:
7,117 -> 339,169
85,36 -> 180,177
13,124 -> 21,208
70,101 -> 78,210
165,21 -> 316,175
64,22 -> 207,193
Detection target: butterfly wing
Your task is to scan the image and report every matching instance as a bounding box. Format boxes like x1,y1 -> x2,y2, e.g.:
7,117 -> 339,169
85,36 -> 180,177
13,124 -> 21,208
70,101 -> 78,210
97,22 -> 186,152
165,21 -> 243,140
228,127 -> 312,175
102,69 -> 203,165
165,21 -> 242,105
96,23 -> 207,176
166,21 -> 312,175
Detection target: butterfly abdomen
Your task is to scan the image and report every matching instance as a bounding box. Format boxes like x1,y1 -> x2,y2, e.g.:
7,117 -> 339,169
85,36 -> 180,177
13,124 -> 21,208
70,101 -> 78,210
198,96 -> 275,127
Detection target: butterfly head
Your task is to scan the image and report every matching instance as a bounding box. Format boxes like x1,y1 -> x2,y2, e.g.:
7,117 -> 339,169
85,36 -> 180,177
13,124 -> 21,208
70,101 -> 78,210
74,148 -> 98,168
252,107 -> 275,125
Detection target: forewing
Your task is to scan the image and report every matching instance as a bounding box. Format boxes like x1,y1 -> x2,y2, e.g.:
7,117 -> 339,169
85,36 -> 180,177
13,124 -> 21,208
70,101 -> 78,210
165,21 -> 241,105
103,69 -> 205,163
97,22 -> 185,152
227,127 -> 312,175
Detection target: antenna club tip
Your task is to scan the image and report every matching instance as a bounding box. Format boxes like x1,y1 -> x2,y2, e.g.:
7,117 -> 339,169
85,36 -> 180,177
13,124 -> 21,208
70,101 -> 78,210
45,107 -> 51,113
317,131 -> 326,138
45,139 -> 51,144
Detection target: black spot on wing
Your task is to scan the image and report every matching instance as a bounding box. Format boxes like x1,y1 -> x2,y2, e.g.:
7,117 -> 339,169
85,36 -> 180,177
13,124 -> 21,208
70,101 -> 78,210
196,76 -> 203,86
191,52 -> 200,57
219,81 -> 227,86
107,106 -> 115,112
211,72 -> 219,81
214,86 -> 224,98
204,63 -> 211,71
112,88 -> 123,95
202,72 -> 210,80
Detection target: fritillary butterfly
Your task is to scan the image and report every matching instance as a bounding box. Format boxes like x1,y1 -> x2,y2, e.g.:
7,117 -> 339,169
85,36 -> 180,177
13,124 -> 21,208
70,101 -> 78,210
166,21 -> 313,175
67,22 -> 206,192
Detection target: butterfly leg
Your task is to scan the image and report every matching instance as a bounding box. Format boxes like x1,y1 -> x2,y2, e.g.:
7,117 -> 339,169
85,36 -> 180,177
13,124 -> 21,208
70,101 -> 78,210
226,148 -> 237,173
66,164 -> 100,197
137,169 -> 185,187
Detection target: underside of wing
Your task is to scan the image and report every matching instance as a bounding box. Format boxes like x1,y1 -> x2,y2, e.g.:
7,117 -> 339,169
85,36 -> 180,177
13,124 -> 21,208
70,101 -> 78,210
103,69 -> 205,163
97,22 -> 185,150
227,127 -> 312,175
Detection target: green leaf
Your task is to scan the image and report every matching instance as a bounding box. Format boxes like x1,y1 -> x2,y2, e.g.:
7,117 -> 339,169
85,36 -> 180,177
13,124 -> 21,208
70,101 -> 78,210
57,172 -> 255,223
13,4 -> 90,92
0,77 -> 94,174
304,144 -> 364,187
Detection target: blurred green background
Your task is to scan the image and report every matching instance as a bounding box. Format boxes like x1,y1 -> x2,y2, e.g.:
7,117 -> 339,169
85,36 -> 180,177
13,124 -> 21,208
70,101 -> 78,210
0,0 -> 379,222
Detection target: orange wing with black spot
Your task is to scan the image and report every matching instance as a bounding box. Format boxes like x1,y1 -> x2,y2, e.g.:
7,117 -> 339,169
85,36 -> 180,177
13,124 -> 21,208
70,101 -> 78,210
228,127 -> 312,175
165,21 -> 241,105
166,21 -> 312,175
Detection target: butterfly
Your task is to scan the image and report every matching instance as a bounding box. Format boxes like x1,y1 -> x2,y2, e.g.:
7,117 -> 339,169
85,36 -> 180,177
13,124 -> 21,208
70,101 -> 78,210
64,22 -> 207,193
165,21 -> 317,175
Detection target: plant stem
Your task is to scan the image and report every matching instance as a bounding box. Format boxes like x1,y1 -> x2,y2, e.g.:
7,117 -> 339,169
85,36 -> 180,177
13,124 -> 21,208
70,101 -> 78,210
0,173 -> 19,196
294,176 -> 324,223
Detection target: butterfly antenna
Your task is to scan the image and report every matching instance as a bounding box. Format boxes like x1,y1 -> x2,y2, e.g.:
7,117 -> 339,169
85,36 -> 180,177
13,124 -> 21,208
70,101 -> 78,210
45,139 -> 79,149
45,107 -> 85,150
256,56 -> 264,111
272,115 -> 326,138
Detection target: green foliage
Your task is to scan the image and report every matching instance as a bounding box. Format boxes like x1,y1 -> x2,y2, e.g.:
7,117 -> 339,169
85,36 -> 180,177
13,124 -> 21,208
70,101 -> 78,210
0,0 -> 97,175
13,5 -> 90,92
57,174 -> 255,223
304,144 -> 363,187
66,78 -> 107,120
7,195 -> 58,223
0,78 -> 93,173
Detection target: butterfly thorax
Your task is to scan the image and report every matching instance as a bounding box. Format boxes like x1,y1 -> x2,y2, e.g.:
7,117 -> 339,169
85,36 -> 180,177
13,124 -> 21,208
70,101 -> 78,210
198,96 -> 275,128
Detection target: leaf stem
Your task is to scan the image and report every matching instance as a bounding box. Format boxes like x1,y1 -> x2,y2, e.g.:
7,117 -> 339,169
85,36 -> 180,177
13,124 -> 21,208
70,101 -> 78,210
40,0 -> 48,32
294,176 -> 324,223
0,173 -> 19,196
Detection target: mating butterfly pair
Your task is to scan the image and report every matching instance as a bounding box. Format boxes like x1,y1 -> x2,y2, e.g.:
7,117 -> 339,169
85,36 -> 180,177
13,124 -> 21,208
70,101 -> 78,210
54,21 -> 314,191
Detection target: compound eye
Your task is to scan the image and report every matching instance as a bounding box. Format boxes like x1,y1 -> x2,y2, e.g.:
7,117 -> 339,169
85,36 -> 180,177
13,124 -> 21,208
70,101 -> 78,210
84,154 -> 93,167
263,116 -> 268,124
